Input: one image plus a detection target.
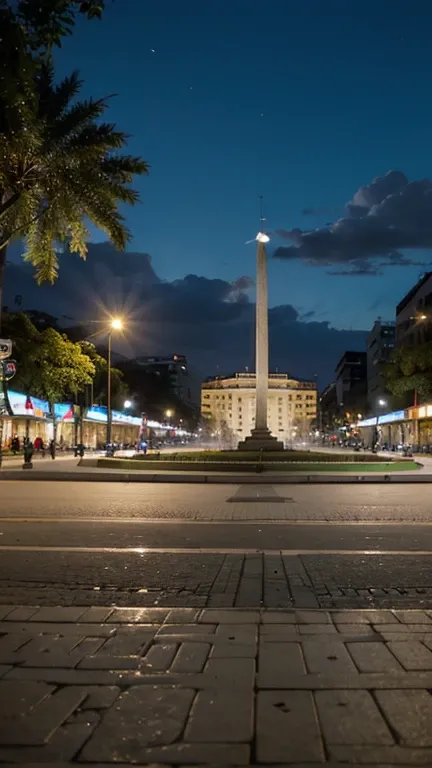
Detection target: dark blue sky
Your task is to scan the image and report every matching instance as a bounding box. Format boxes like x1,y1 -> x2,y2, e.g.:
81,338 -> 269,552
53,0 -> 432,331
6,0 -> 426,383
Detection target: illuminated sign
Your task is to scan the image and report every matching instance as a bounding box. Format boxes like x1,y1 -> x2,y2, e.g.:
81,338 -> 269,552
378,410 -> 406,425
8,391 -> 50,417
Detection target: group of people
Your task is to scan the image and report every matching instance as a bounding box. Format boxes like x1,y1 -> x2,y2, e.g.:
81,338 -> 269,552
9,434 -> 55,458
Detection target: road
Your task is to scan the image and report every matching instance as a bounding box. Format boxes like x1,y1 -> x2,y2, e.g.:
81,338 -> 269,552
1,480 -> 432,609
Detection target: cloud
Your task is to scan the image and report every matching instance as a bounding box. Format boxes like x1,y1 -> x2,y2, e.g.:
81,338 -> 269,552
274,171 -> 432,273
3,241 -> 366,386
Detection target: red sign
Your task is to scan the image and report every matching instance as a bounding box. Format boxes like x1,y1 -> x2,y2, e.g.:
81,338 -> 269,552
2,360 -> 17,381
25,395 -> 33,410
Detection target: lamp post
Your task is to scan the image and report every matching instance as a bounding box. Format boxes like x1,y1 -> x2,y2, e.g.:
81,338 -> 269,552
374,398 -> 387,449
106,318 -> 123,445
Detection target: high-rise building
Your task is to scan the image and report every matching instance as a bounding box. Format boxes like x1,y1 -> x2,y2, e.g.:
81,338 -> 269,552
130,354 -> 199,405
367,320 -> 396,406
201,372 -> 317,446
396,272 -> 432,346
335,351 -> 367,412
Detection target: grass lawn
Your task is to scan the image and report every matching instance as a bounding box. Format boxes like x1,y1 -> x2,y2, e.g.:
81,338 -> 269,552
91,458 -> 419,472
143,450 -> 391,463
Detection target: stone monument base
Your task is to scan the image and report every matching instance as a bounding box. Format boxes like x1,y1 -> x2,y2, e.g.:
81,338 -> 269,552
237,428 -> 285,452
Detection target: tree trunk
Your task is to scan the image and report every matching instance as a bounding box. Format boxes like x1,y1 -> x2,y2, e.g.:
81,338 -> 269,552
0,242 -> 8,333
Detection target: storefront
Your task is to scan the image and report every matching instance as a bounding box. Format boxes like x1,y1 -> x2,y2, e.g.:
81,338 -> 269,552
2,391 -> 52,447
355,409 -> 409,449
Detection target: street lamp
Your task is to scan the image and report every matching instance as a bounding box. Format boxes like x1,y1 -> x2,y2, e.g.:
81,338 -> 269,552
107,317 -> 123,445
124,400 -> 132,409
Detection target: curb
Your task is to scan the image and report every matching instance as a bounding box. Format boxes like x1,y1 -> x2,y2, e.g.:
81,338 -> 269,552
1,471 -> 432,483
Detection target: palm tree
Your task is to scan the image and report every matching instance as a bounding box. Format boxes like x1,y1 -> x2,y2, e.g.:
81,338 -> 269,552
0,16 -> 148,317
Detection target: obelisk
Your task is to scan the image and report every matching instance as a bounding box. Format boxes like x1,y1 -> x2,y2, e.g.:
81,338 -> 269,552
238,230 -> 284,451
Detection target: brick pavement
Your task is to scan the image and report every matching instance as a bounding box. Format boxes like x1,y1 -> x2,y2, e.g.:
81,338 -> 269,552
3,551 -> 432,610
0,607 -> 432,764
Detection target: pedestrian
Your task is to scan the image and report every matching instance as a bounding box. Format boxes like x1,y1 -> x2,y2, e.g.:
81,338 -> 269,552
49,439 -> 55,460
11,435 -> 20,455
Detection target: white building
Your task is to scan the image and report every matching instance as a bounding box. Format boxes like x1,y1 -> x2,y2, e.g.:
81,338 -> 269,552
201,373 -> 317,447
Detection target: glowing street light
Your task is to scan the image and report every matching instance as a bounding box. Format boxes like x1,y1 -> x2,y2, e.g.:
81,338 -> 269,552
107,317 -> 124,446
124,400 -> 132,409
165,409 -> 173,421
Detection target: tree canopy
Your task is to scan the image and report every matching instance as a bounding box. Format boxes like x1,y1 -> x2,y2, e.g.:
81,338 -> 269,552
386,343 -> 432,402
0,0 -> 147,320
2,312 -> 95,402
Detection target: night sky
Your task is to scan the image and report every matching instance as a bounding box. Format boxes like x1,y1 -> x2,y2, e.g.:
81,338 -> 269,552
6,0 -> 432,385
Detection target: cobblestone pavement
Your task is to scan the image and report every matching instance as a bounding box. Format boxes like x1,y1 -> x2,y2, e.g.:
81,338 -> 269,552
2,551 -> 432,610
0,606 -> 432,765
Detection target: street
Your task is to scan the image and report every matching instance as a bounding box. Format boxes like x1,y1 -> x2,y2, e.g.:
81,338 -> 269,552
1,480 -> 432,609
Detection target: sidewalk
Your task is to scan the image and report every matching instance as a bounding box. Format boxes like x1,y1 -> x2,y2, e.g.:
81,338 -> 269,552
0,605 -> 431,765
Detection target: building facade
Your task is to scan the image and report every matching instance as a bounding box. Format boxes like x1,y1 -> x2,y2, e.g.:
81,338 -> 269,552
396,273 -> 432,347
335,351 -> 367,412
367,320 -> 396,406
128,354 -> 199,405
201,373 -> 317,447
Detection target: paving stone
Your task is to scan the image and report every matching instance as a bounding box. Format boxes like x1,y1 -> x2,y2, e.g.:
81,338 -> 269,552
380,631 -> 431,643
204,657 -> 255,688
211,642 -> 257,658
347,642 -> 403,673
0,685 -> 86,746
73,637 -> 105,656
81,687 -> 195,760
0,607 -> 15,620
260,624 -> 299,639
376,690 -> 432,746
395,610 -> 432,624
0,666 -> 11,678
0,680 -> 54,721
329,744 -> 432,764
3,607 -> 40,621
165,608 -> 199,623
302,638 -> 357,674
256,691 -> 324,763
377,623 -> 432,633
142,643 -> 178,671
20,653 -> 85,669
78,655 -> 141,670
81,686 -> 121,710
259,642 -> 306,684
0,722 -> 93,762
199,609 -> 259,624
100,628 -> 155,655
185,690 -> 253,742
170,642 -> 210,672
216,624 -> 258,643
88,743 -> 251,765
157,623 -> 216,635
0,622 -> 115,637
29,607 -> 87,623
261,611 -> 296,624
18,635 -> 84,656
0,632 -> 32,661
107,608 -> 167,624
335,624 -> 377,636
76,607 -> 114,623
332,610 -> 399,624
299,624 -> 338,634
296,610 -> 331,623
315,690 -> 394,746
4,667 -> 125,685
388,641 -> 432,670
